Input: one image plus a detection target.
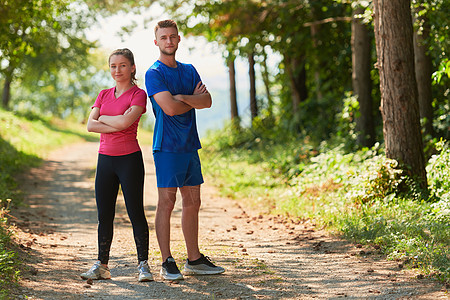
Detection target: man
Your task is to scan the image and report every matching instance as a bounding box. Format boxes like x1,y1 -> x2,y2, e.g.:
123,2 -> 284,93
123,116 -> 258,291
145,19 -> 225,281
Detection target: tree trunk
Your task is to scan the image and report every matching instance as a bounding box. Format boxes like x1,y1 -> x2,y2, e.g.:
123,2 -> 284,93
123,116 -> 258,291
310,23 -> 323,102
261,51 -> 273,118
284,54 -> 307,114
248,52 -> 257,121
352,7 -> 376,147
413,11 -> 434,138
373,0 -> 427,188
2,71 -> 13,109
228,57 -> 239,126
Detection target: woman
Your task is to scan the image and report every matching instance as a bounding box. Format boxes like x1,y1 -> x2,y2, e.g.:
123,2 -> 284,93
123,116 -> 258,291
81,48 -> 152,282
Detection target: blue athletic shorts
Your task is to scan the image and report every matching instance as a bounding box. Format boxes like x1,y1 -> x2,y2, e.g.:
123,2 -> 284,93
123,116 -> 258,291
153,151 -> 204,188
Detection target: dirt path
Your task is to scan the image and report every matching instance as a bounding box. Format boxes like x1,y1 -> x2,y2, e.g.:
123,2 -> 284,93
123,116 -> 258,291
10,142 -> 448,299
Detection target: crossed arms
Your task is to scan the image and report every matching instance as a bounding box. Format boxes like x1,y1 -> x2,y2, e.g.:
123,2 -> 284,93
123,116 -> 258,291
87,105 -> 145,133
153,81 -> 212,116
87,81 -> 211,133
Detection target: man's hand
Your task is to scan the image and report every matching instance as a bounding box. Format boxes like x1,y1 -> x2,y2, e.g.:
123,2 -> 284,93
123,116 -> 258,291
193,81 -> 208,95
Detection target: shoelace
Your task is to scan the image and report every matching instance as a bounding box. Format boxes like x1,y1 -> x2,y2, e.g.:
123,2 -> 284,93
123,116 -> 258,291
164,260 -> 180,273
202,256 -> 216,267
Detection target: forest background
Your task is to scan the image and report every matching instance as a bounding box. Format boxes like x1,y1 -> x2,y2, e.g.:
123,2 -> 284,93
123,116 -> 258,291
0,0 -> 449,297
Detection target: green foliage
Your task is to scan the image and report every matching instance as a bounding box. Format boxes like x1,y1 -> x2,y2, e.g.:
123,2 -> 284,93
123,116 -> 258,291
333,93 -> 360,149
339,197 -> 449,281
0,108 -> 99,297
0,108 -> 97,204
14,49 -> 111,122
414,0 -> 450,140
0,0 -> 98,111
345,155 -> 403,204
155,0 -> 355,140
83,0 -> 151,15
427,140 -> 450,212
0,200 -> 20,298
432,59 -> 450,140
202,128 -> 450,282
432,59 -> 450,85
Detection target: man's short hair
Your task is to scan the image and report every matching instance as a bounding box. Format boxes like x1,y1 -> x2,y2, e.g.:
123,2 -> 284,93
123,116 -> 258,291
155,20 -> 178,36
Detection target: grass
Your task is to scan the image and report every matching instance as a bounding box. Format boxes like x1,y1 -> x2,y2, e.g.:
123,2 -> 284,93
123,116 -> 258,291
0,108 -> 98,297
0,109 -> 98,205
201,126 -> 450,284
0,200 -> 19,300
0,108 -> 153,298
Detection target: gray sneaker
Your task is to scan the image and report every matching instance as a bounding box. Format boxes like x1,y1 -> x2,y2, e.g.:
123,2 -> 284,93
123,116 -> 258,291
80,261 -> 111,280
184,254 -> 225,275
138,260 -> 153,282
160,257 -> 184,281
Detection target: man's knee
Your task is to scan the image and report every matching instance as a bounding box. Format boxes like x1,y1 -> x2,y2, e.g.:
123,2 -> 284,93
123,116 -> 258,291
181,185 -> 201,209
182,196 -> 201,209
157,188 -> 177,211
180,185 -> 201,209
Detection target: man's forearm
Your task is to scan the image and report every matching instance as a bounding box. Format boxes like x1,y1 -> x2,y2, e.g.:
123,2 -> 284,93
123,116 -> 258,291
175,93 -> 212,109
164,97 -> 193,116
153,90 -> 195,116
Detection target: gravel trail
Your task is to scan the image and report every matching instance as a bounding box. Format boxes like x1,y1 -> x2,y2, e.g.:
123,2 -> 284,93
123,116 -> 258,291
11,142 -> 449,299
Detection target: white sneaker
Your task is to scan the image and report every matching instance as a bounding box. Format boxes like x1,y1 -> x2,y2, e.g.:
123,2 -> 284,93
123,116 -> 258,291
80,261 -> 111,280
184,254 -> 225,275
138,260 -> 154,282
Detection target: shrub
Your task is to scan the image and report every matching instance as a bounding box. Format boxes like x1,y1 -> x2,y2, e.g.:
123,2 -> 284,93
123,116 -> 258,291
0,199 -> 20,298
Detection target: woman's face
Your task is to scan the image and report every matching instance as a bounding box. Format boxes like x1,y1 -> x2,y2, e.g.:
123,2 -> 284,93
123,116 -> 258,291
109,54 -> 135,84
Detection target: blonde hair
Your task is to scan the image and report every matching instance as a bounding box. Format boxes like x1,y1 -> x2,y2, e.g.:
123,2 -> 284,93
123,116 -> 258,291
154,19 -> 178,36
108,48 -> 137,85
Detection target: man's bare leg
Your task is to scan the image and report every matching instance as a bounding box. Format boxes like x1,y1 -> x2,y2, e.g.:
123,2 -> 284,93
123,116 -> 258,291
155,187 -> 177,261
180,185 -> 201,261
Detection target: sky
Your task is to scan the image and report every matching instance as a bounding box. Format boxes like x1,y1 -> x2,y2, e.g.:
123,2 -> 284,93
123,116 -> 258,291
85,5 -> 252,136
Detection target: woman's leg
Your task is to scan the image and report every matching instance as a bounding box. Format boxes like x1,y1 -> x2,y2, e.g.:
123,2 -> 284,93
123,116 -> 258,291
116,152 -> 149,263
95,154 -> 119,265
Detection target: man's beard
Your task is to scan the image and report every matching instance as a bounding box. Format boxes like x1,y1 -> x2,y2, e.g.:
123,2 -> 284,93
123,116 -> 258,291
160,47 -> 177,56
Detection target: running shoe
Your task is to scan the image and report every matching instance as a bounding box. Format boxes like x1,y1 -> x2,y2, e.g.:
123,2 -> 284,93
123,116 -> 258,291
184,254 -> 225,275
138,260 -> 154,282
80,261 -> 111,280
160,257 -> 184,281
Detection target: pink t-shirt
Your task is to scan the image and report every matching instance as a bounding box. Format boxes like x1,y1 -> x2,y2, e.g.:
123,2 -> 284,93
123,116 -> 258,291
93,85 -> 147,156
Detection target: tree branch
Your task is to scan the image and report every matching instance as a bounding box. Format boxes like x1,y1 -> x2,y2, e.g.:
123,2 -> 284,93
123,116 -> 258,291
303,16 -> 352,27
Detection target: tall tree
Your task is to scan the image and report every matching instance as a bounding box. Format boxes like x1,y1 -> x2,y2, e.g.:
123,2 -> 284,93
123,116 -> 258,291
248,51 -> 258,120
0,0 -> 67,108
227,54 -> 239,126
284,54 -> 307,114
373,0 -> 427,188
413,3 -> 434,138
260,48 -> 273,118
0,0 -> 147,110
351,5 -> 375,147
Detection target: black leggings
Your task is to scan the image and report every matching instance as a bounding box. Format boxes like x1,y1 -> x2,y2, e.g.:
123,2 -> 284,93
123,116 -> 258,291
95,151 -> 149,264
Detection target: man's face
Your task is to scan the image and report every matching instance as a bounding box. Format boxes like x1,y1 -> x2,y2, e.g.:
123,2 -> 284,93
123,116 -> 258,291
154,27 -> 180,56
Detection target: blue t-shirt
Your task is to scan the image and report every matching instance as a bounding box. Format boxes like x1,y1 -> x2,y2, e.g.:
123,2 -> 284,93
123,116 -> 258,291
145,60 -> 202,153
